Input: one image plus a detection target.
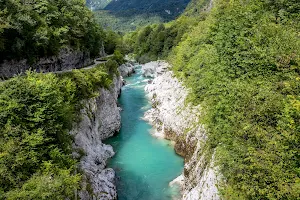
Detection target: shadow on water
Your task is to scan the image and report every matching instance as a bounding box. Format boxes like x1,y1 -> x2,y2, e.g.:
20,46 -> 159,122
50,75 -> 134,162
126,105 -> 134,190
113,169 -> 152,200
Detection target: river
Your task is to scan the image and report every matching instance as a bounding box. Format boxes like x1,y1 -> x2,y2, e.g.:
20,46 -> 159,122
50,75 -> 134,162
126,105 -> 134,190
105,65 -> 184,200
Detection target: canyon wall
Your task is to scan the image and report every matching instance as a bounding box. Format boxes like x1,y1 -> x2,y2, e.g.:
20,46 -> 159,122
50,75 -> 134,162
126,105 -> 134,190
143,61 -> 220,200
0,48 -> 92,78
70,64 -> 135,200
118,62 -> 135,77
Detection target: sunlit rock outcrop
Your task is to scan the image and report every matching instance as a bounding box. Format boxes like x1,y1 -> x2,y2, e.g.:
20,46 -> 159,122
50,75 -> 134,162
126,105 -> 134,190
71,63 -> 134,200
144,61 -> 220,200
119,62 -> 135,77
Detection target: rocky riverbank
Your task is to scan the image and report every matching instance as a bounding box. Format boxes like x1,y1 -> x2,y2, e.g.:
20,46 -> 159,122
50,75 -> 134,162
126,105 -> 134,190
70,63 -> 135,200
118,62 -> 135,78
143,61 -> 220,200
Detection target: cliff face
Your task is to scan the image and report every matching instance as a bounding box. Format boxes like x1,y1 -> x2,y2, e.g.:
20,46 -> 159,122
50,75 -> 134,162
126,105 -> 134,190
71,73 -> 123,200
143,61 -> 220,200
118,62 -> 135,78
0,48 -> 92,78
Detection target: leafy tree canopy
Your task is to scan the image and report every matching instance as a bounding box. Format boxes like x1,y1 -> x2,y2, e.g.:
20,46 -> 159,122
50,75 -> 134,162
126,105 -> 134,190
0,0 -> 105,62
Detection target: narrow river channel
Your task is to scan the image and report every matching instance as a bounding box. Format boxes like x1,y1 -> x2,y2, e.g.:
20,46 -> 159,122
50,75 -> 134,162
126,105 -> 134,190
105,65 -> 184,200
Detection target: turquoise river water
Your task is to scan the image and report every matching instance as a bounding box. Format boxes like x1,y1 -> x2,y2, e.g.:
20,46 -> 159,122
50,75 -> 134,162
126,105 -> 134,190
105,66 -> 184,200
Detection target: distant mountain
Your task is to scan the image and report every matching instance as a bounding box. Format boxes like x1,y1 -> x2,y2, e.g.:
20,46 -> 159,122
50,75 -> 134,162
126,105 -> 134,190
86,0 -> 112,10
88,0 -> 191,32
105,0 -> 190,14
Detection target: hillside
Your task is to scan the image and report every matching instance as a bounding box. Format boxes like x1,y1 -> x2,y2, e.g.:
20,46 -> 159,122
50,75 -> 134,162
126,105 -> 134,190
90,0 -> 191,32
0,0 -> 125,198
0,0 -> 127,79
86,0 -> 112,10
126,0 -> 300,199
0,0 -> 106,63
125,0 -> 210,63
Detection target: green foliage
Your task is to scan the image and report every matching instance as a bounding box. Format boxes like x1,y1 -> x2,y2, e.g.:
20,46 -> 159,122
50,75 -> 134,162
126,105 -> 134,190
103,30 -> 122,54
112,50 -> 125,65
94,10 -> 164,33
92,0 -> 191,32
124,0 -> 211,63
59,64 -> 112,100
0,0 -> 105,62
168,0 -> 300,199
5,162 -> 81,200
0,62 -> 116,198
125,22 -> 188,63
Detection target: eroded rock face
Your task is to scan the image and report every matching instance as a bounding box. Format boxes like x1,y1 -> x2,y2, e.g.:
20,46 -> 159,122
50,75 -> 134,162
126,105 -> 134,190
144,61 -> 220,200
0,48 -> 92,78
118,62 -> 135,77
141,61 -> 169,78
71,75 -> 123,200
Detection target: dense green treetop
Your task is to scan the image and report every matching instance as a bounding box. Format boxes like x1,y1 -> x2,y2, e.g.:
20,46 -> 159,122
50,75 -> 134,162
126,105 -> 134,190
0,0 -> 105,63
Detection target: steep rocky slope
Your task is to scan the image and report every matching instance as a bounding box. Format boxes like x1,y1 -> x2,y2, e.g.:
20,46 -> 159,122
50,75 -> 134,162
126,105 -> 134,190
71,75 -> 122,199
70,64 -> 134,199
0,48 -> 92,79
143,61 -> 220,200
118,62 -> 135,77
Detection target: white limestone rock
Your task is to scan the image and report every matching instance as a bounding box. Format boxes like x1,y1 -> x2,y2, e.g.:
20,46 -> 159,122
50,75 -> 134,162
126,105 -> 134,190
71,75 -> 123,200
183,155 -> 219,200
169,174 -> 184,188
144,61 -> 220,200
141,61 -> 167,77
118,62 -> 135,77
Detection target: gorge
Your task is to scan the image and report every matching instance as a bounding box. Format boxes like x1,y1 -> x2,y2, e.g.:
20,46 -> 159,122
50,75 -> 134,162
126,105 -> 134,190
106,65 -> 184,200
69,61 -> 190,199
83,61 -> 220,200
0,0 -> 299,199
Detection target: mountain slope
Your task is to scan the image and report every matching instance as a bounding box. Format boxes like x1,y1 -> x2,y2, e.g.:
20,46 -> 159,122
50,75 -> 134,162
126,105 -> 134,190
90,0 -> 191,32
86,0 -> 112,10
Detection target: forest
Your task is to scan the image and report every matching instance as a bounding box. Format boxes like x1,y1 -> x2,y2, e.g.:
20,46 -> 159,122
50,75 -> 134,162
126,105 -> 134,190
126,0 -> 300,199
92,0 -> 191,32
125,0 -> 210,63
0,0 -> 124,63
